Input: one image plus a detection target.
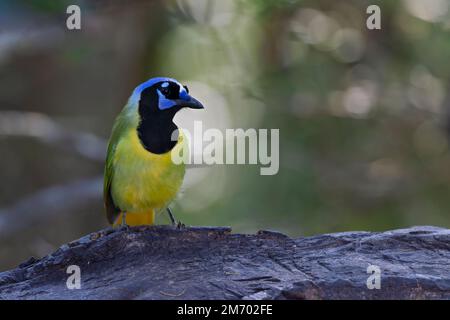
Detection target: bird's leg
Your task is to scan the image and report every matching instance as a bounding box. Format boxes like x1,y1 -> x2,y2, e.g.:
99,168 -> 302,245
121,212 -> 129,230
166,207 -> 177,225
166,207 -> 185,228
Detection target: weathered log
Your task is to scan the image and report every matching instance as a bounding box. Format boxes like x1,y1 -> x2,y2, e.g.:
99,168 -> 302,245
0,225 -> 449,299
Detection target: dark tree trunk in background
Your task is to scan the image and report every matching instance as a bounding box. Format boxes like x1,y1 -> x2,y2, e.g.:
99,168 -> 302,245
0,226 -> 449,299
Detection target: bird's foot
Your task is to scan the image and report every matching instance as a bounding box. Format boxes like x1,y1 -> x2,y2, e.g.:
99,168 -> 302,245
176,221 -> 186,229
120,212 -> 129,231
120,224 -> 130,232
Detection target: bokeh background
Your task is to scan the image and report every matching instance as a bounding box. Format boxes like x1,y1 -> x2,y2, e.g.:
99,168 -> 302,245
1,0 -> 450,271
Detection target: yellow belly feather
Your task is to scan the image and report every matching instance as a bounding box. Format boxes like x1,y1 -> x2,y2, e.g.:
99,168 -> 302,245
110,128 -> 186,225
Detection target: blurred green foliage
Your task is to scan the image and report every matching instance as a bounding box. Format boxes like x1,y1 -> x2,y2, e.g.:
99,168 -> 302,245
1,0 -> 450,270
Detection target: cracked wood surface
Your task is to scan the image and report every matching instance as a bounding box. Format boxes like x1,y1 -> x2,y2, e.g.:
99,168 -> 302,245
0,225 -> 449,299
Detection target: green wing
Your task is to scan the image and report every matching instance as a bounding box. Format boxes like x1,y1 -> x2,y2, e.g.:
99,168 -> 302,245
103,105 -> 136,224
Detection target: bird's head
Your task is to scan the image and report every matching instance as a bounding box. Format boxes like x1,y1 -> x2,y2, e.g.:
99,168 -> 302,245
130,77 -> 204,116
129,77 -> 203,154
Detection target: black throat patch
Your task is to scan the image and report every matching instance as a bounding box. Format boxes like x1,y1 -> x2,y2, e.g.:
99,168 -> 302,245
137,87 -> 181,154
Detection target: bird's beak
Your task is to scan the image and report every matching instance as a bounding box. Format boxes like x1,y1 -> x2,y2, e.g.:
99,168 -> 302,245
176,96 -> 204,109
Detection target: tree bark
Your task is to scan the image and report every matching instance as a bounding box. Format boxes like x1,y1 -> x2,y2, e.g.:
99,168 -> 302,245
0,225 -> 449,299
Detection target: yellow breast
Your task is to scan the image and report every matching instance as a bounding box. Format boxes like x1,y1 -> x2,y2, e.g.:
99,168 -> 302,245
110,128 -> 186,213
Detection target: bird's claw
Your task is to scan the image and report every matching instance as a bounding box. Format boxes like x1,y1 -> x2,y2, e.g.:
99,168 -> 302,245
176,221 -> 185,229
121,221 -> 130,231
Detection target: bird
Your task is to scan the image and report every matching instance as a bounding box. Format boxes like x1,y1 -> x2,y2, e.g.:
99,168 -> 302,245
103,77 -> 204,227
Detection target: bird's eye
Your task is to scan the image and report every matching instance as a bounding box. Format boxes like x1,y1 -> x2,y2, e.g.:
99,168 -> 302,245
183,85 -> 189,94
158,81 -> 181,99
160,82 -> 170,95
